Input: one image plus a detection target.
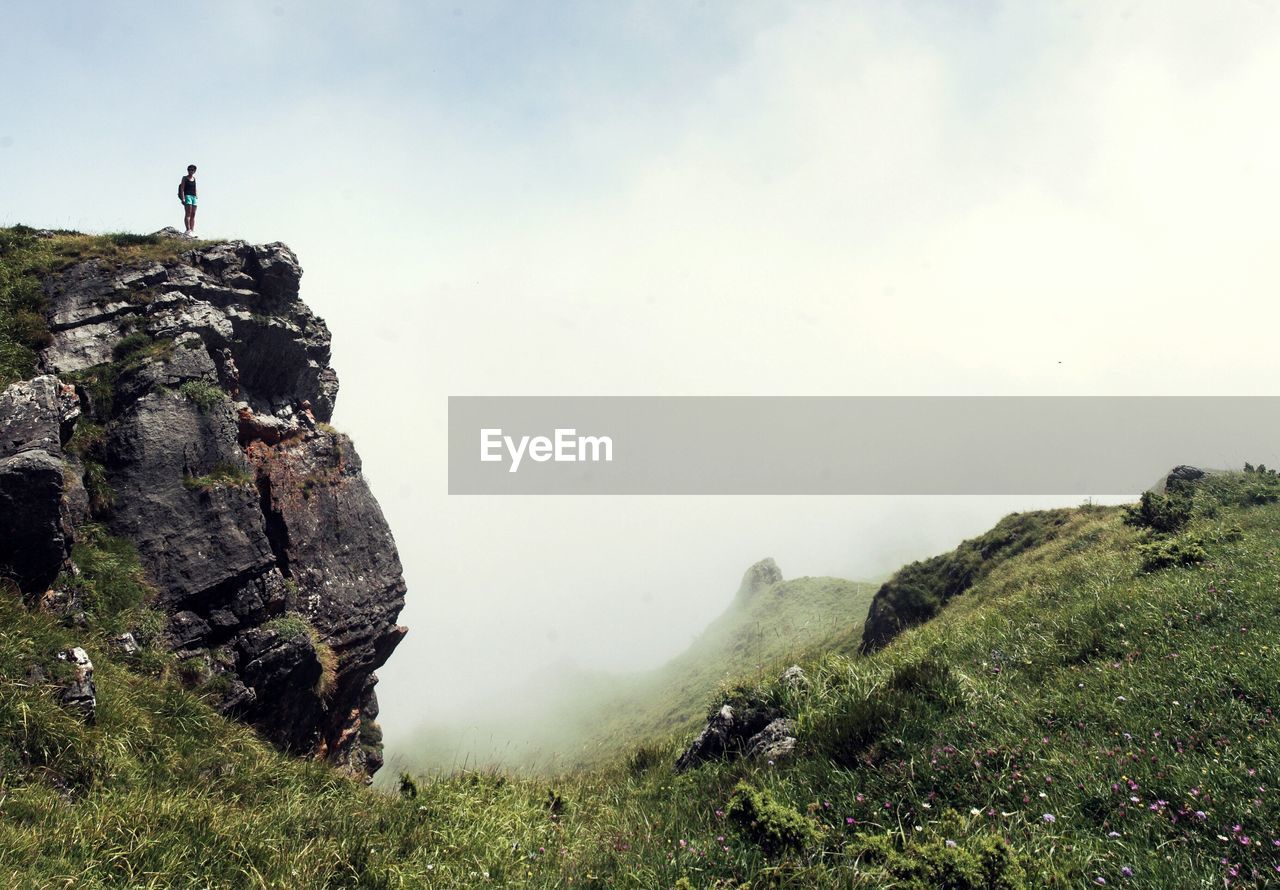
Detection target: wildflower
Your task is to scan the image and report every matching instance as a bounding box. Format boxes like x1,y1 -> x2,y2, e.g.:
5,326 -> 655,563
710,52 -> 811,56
1094,877 -> 1107,885
1121,866 -> 1133,877
1043,813 -> 1056,824
1195,811 -> 1207,820
945,839 -> 957,848
846,817 -> 855,825
1107,831 -> 1121,838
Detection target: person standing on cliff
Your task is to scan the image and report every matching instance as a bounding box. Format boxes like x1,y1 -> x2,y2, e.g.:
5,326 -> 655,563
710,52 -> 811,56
178,165 -> 198,236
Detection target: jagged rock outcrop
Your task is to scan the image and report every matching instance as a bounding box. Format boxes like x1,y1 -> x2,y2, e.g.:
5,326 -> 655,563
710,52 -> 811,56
1,238 -> 407,778
674,666 -> 801,771
0,375 -> 81,593
736,557 -> 782,600
57,646 -> 96,723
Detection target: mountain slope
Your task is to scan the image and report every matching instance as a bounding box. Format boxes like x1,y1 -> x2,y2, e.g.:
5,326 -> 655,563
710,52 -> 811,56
396,563 -> 878,773
3,466 -> 1280,885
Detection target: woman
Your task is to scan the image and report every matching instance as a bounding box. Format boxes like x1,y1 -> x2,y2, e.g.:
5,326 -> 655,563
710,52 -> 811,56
178,164 -> 198,235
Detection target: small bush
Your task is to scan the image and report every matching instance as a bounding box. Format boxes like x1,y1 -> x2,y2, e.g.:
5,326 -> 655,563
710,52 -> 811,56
104,233 -> 160,247
111,331 -> 153,361
625,742 -> 667,776
66,421 -> 107,459
82,459 -> 117,516
178,379 -> 226,412
184,461 -> 254,492
264,612 -> 312,641
69,522 -> 151,617
725,782 -> 818,856
1123,490 -> 1191,533
1137,535 -> 1207,572
314,638 -> 338,699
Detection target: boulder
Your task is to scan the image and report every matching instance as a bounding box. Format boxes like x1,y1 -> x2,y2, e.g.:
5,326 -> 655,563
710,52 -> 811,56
57,647 -> 95,722
0,375 -> 80,593
736,557 -> 783,600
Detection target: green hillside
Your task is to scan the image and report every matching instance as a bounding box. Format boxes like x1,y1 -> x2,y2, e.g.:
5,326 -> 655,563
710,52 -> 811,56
4,468 -> 1280,886
396,568 -> 878,774
579,571 -> 879,757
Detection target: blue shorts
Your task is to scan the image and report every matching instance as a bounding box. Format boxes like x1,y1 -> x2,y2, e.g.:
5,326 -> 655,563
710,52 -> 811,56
184,195 -> 198,206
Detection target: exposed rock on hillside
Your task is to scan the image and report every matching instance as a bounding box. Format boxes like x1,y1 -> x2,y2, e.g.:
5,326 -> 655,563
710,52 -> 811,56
0,375 -> 81,593
674,666 -> 803,771
736,557 -> 782,600
0,238 -> 406,778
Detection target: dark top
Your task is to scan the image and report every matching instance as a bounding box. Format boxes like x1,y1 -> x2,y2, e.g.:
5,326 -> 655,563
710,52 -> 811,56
179,176 -> 197,198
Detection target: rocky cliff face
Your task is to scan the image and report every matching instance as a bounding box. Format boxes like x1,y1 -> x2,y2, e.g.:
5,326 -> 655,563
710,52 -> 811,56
0,234 -> 406,778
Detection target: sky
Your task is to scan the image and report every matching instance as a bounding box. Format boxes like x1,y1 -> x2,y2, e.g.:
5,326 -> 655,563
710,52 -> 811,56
5,1 -> 1280,764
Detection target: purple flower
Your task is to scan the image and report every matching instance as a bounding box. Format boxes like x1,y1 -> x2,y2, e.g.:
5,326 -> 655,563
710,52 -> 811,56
1094,878 -> 1107,886
1043,813 -> 1056,824
1121,866 -> 1133,877
945,839 -> 957,848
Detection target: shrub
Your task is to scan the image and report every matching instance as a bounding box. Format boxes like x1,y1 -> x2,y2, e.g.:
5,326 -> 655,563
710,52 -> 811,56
1137,535 -> 1207,572
725,782 -> 818,856
69,523 -> 151,617
82,459 -> 117,515
853,833 -> 1026,890
111,331 -> 153,361
178,379 -> 226,412
183,462 -> 254,492
1123,490 -> 1191,533
264,612 -> 312,641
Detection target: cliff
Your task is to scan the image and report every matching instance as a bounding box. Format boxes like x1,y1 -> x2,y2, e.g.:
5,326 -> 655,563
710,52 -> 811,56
0,228 -> 406,778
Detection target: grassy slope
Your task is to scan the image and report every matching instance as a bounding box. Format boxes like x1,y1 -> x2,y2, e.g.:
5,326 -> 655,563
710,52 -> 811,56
399,575 -> 878,774
4,473 -> 1279,886
5,227 -> 1280,886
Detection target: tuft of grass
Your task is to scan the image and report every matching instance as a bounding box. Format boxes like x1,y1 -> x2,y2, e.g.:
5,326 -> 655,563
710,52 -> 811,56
263,612 -> 338,698
183,461 -> 254,492
178,379 -> 225,412
81,459 -> 117,516
726,781 -> 820,856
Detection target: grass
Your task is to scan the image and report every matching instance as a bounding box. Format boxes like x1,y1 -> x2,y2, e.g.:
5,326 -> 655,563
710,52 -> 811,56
6,450 -> 1280,885
400,575 -> 878,774
0,226 -> 215,389
182,461 -> 255,493
264,612 -> 339,699
178,379 -> 226,412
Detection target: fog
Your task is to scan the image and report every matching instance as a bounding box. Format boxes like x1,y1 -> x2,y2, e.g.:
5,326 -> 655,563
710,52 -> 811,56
4,2 -> 1280,769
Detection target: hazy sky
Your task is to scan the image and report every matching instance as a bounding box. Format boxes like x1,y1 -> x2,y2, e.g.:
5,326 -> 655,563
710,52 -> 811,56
5,2 -> 1280,761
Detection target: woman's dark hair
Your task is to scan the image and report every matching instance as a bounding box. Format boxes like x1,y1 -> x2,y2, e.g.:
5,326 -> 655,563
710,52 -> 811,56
187,164 -> 197,173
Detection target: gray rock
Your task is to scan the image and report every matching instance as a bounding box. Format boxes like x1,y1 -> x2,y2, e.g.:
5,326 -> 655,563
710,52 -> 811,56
674,698 -> 782,772
744,718 -> 797,761
57,647 -> 95,722
779,665 -> 808,688
0,376 -> 80,593
23,239 -> 407,777
111,632 -> 139,655
1166,465 -> 1207,488
736,557 -> 783,600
